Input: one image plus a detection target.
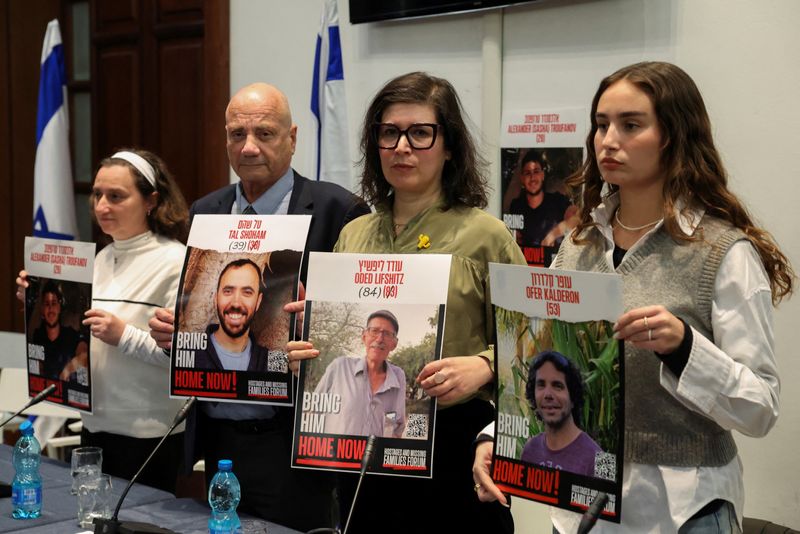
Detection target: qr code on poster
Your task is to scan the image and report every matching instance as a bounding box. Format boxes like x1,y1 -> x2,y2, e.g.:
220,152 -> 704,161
267,350 -> 288,373
76,366 -> 89,386
403,414 -> 428,440
593,451 -> 616,481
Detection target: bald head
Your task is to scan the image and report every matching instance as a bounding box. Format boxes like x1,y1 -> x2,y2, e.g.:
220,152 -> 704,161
225,83 -> 298,202
227,83 -> 293,129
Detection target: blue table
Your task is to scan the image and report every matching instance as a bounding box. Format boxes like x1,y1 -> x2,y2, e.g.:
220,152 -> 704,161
0,444 -> 173,532
0,445 -> 301,533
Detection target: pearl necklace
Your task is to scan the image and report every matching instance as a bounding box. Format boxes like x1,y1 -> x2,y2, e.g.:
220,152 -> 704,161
614,209 -> 661,232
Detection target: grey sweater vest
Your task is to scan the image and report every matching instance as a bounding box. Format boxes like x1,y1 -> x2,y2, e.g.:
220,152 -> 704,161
554,215 -> 744,466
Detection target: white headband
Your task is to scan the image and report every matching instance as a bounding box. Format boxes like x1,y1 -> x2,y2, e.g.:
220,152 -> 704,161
111,151 -> 157,188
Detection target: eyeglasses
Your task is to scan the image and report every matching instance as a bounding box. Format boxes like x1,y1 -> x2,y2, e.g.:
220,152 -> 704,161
364,327 -> 397,340
373,123 -> 440,150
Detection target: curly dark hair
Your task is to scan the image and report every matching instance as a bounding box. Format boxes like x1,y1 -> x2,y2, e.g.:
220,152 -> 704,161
96,148 -> 189,242
358,71 -> 488,210
567,61 -> 793,304
525,350 -> 584,425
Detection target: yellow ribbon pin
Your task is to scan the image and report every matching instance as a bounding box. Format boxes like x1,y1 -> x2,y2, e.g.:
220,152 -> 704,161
417,234 -> 431,249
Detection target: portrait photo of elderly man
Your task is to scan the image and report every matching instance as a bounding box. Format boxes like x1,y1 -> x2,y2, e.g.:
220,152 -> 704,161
313,309 -> 407,438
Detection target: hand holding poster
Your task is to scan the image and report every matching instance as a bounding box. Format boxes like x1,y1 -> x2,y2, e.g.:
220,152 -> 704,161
292,252 -> 451,478
170,214 -> 310,405
24,236 -> 95,411
490,263 -> 623,523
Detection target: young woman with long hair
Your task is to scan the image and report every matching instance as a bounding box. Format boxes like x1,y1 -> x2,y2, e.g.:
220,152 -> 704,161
474,61 -> 793,533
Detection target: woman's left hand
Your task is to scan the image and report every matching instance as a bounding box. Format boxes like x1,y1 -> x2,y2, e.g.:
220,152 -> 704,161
614,305 -> 684,354
417,355 -> 493,406
83,309 -> 126,346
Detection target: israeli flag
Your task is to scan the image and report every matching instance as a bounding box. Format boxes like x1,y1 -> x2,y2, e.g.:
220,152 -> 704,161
33,19 -> 78,240
311,0 -> 352,191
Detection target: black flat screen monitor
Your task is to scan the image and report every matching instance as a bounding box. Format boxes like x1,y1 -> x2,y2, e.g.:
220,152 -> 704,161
349,0 -> 541,25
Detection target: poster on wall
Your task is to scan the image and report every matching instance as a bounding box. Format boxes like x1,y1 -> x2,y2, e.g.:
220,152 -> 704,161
500,108 -> 586,267
169,214 -> 310,405
292,252 -> 450,478
490,263 -> 624,523
23,236 -> 95,411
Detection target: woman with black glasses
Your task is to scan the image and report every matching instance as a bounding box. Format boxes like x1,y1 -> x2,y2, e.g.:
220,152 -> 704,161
288,71 -> 525,533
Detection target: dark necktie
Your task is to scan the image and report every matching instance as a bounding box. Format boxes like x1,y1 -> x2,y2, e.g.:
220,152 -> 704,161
242,205 -> 256,215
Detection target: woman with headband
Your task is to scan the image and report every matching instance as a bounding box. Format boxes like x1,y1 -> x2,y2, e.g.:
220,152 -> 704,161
17,148 -> 189,492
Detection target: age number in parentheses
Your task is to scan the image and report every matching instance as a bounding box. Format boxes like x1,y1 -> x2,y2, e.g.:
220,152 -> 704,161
383,285 -> 398,298
358,286 -> 381,299
357,285 -> 398,299
229,241 -> 246,251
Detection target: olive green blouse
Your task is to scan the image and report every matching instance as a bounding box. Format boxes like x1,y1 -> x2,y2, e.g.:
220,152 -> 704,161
334,200 -> 527,372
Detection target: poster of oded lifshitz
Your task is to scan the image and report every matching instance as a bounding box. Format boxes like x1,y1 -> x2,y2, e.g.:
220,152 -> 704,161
24,236 -> 95,411
490,264 -> 624,523
170,214 -> 310,405
499,108 -> 585,267
292,252 -> 451,478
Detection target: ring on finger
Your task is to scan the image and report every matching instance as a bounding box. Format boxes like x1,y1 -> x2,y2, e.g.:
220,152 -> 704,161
648,328 -> 653,341
433,371 -> 446,385
473,483 -> 481,493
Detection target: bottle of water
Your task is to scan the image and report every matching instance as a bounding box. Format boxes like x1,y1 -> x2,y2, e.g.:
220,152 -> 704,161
11,420 -> 42,519
208,459 -> 241,534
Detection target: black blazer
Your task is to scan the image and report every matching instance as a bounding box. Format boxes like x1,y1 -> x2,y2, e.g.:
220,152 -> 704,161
182,170 -> 369,472
189,170 -> 370,281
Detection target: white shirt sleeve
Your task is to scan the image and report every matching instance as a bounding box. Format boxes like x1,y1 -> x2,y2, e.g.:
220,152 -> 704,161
480,421 -> 495,438
115,247 -> 181,369
659,240 -> 779,437
118,323 -> 171,368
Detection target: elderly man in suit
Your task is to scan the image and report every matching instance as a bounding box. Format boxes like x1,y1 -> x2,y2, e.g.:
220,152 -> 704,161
150,83 -> 369,531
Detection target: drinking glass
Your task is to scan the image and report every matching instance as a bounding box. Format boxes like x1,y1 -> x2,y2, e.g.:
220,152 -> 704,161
77,473 -> 112,528
70,446 -> 103,495
240,519 -> 270,533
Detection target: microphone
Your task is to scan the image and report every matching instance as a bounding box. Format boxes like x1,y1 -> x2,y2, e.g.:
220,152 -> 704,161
93,397 -> 196,534
0,383 -> 58,498
171,395 -> 196,427
343,435 -> 376,534
576,492 -> 609,534
359,435 -> 376,477
0,383 -> 57,428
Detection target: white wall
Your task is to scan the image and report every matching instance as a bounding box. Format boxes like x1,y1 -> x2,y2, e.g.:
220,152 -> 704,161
230,0 -> 488,188
231,0 -> 800,529
673,2 -> 800,528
